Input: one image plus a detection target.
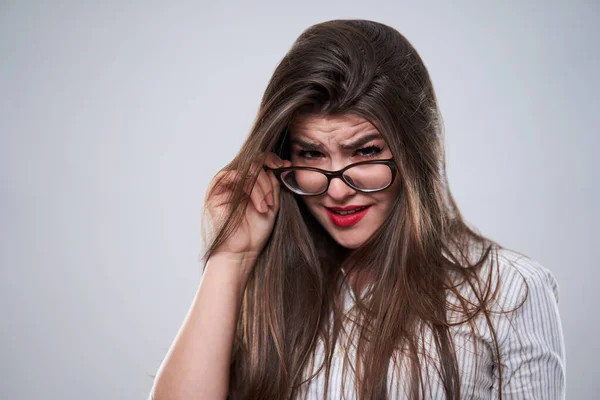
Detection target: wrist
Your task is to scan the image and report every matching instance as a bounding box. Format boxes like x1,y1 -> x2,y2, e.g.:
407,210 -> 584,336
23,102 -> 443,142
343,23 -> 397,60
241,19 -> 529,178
206,252 -> 258,286
209,251 -> 259,267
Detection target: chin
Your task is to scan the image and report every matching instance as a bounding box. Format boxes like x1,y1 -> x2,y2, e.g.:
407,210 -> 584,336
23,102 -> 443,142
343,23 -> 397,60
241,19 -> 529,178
337,240 -> 363,249
327,229 -> 370,249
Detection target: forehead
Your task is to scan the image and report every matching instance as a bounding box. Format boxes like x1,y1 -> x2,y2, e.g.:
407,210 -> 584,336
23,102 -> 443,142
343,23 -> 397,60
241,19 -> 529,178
288,113 -> 379,143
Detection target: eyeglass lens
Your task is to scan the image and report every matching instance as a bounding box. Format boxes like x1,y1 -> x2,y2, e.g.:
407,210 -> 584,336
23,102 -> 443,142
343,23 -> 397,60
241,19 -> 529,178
280,163 -> 392,194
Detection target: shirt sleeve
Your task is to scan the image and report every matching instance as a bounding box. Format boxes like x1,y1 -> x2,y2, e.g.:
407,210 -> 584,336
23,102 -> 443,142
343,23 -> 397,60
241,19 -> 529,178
491,257 -> 566,399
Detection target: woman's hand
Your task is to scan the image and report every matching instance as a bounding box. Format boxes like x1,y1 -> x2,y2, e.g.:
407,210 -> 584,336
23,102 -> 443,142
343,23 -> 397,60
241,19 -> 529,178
204,152 -> 292,267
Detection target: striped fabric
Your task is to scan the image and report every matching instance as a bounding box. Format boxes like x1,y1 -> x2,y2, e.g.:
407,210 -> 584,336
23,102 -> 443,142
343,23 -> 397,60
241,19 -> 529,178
295,249 -> 566,399
149,248 -> 565,399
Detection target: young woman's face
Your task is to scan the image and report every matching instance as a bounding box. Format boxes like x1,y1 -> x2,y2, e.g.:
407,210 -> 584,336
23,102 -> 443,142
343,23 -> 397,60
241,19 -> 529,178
287,113 -> 401,249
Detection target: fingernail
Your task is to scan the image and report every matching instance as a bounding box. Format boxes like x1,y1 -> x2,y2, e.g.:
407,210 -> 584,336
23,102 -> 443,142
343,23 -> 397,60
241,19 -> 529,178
260,199 -> 268,213
267,192 -> 274,206
275,159 -> 283,167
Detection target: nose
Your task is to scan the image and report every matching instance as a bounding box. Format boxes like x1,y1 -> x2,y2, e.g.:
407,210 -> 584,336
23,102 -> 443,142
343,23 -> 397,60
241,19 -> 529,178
326,176 -> 356,201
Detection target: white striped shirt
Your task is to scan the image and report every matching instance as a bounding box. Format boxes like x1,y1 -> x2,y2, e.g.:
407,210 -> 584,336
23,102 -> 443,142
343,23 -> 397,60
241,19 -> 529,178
296,248 -> 566,399
149,248 -> 565,399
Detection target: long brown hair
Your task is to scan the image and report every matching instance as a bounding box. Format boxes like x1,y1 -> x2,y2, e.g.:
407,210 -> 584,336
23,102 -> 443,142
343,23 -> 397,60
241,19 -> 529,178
201,19 -> 525,399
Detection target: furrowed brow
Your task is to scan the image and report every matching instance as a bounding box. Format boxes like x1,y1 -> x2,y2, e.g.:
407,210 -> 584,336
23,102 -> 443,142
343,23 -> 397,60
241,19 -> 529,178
289,138 -> 324,151
339,133 -> 383,150
290,133 -> 383,151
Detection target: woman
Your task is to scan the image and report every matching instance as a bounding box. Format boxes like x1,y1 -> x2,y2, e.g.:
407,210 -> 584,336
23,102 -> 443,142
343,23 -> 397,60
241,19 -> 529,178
150,19 -> 565,399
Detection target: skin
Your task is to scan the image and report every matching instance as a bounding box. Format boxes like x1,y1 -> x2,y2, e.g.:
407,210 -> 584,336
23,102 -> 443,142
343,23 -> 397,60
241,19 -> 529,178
288,113 -> 401,249
152,117 -> 399,398
287,113 -> 402,293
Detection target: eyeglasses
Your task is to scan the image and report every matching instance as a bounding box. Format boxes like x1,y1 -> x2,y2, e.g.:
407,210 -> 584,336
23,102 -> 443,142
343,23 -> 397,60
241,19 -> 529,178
267,158 -> 397,196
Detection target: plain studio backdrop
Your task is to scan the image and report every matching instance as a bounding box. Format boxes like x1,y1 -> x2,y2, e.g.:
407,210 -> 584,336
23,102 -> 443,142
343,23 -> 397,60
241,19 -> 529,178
1,1 -> 598,399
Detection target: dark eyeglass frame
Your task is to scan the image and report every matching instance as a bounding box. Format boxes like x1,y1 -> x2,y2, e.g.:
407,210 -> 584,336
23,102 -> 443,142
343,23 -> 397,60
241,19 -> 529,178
266,158 -> 398,196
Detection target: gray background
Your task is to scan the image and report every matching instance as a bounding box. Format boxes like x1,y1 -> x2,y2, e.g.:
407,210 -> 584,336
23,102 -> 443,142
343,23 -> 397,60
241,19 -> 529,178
1,1 -> 597,399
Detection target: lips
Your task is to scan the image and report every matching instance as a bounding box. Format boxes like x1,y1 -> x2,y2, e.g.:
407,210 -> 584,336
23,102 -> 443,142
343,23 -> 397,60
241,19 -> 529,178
326,205 -> 369,212
325,205 -> 371,227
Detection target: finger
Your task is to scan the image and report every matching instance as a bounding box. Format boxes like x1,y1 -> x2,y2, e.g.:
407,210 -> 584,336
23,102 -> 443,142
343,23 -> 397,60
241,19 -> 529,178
263,151 -> 292,192
266,168 -> 280,210
249,158 -> 279,210
267,159 -> 293,210
207,170 -> 248,200
254,168 -> 274,207
243,161 -> 270,211
264,151 -> 287,170
247,174 -> 268,213
209,161 -> 276,214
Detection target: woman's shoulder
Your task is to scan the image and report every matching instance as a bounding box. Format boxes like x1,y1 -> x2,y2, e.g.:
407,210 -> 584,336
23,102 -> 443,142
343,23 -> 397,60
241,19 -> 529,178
445,243 -> 560,315
446,245 -> 564,358
489,247 -> 560,310
495,247 -> 557,284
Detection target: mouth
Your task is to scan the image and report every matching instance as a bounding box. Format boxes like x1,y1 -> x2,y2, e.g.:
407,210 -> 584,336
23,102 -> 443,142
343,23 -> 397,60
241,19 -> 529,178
324,205 -> 372,227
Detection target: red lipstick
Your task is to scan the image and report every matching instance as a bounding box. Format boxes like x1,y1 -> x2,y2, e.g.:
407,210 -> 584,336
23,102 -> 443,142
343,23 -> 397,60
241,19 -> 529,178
325,205 -> 371,227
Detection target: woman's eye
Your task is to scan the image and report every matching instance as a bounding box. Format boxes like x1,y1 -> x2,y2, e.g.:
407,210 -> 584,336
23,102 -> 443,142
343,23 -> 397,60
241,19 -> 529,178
297,150 -> 323,159
297,146 -> 383,159
356,145 -> 383,157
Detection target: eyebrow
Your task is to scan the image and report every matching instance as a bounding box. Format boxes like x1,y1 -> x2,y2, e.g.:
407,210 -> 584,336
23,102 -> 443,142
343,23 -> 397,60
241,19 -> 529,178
290,133 -> 383,151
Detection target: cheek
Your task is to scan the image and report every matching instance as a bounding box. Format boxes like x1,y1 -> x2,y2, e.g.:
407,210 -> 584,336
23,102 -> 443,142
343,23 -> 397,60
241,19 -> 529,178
371,186 -> 400,215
